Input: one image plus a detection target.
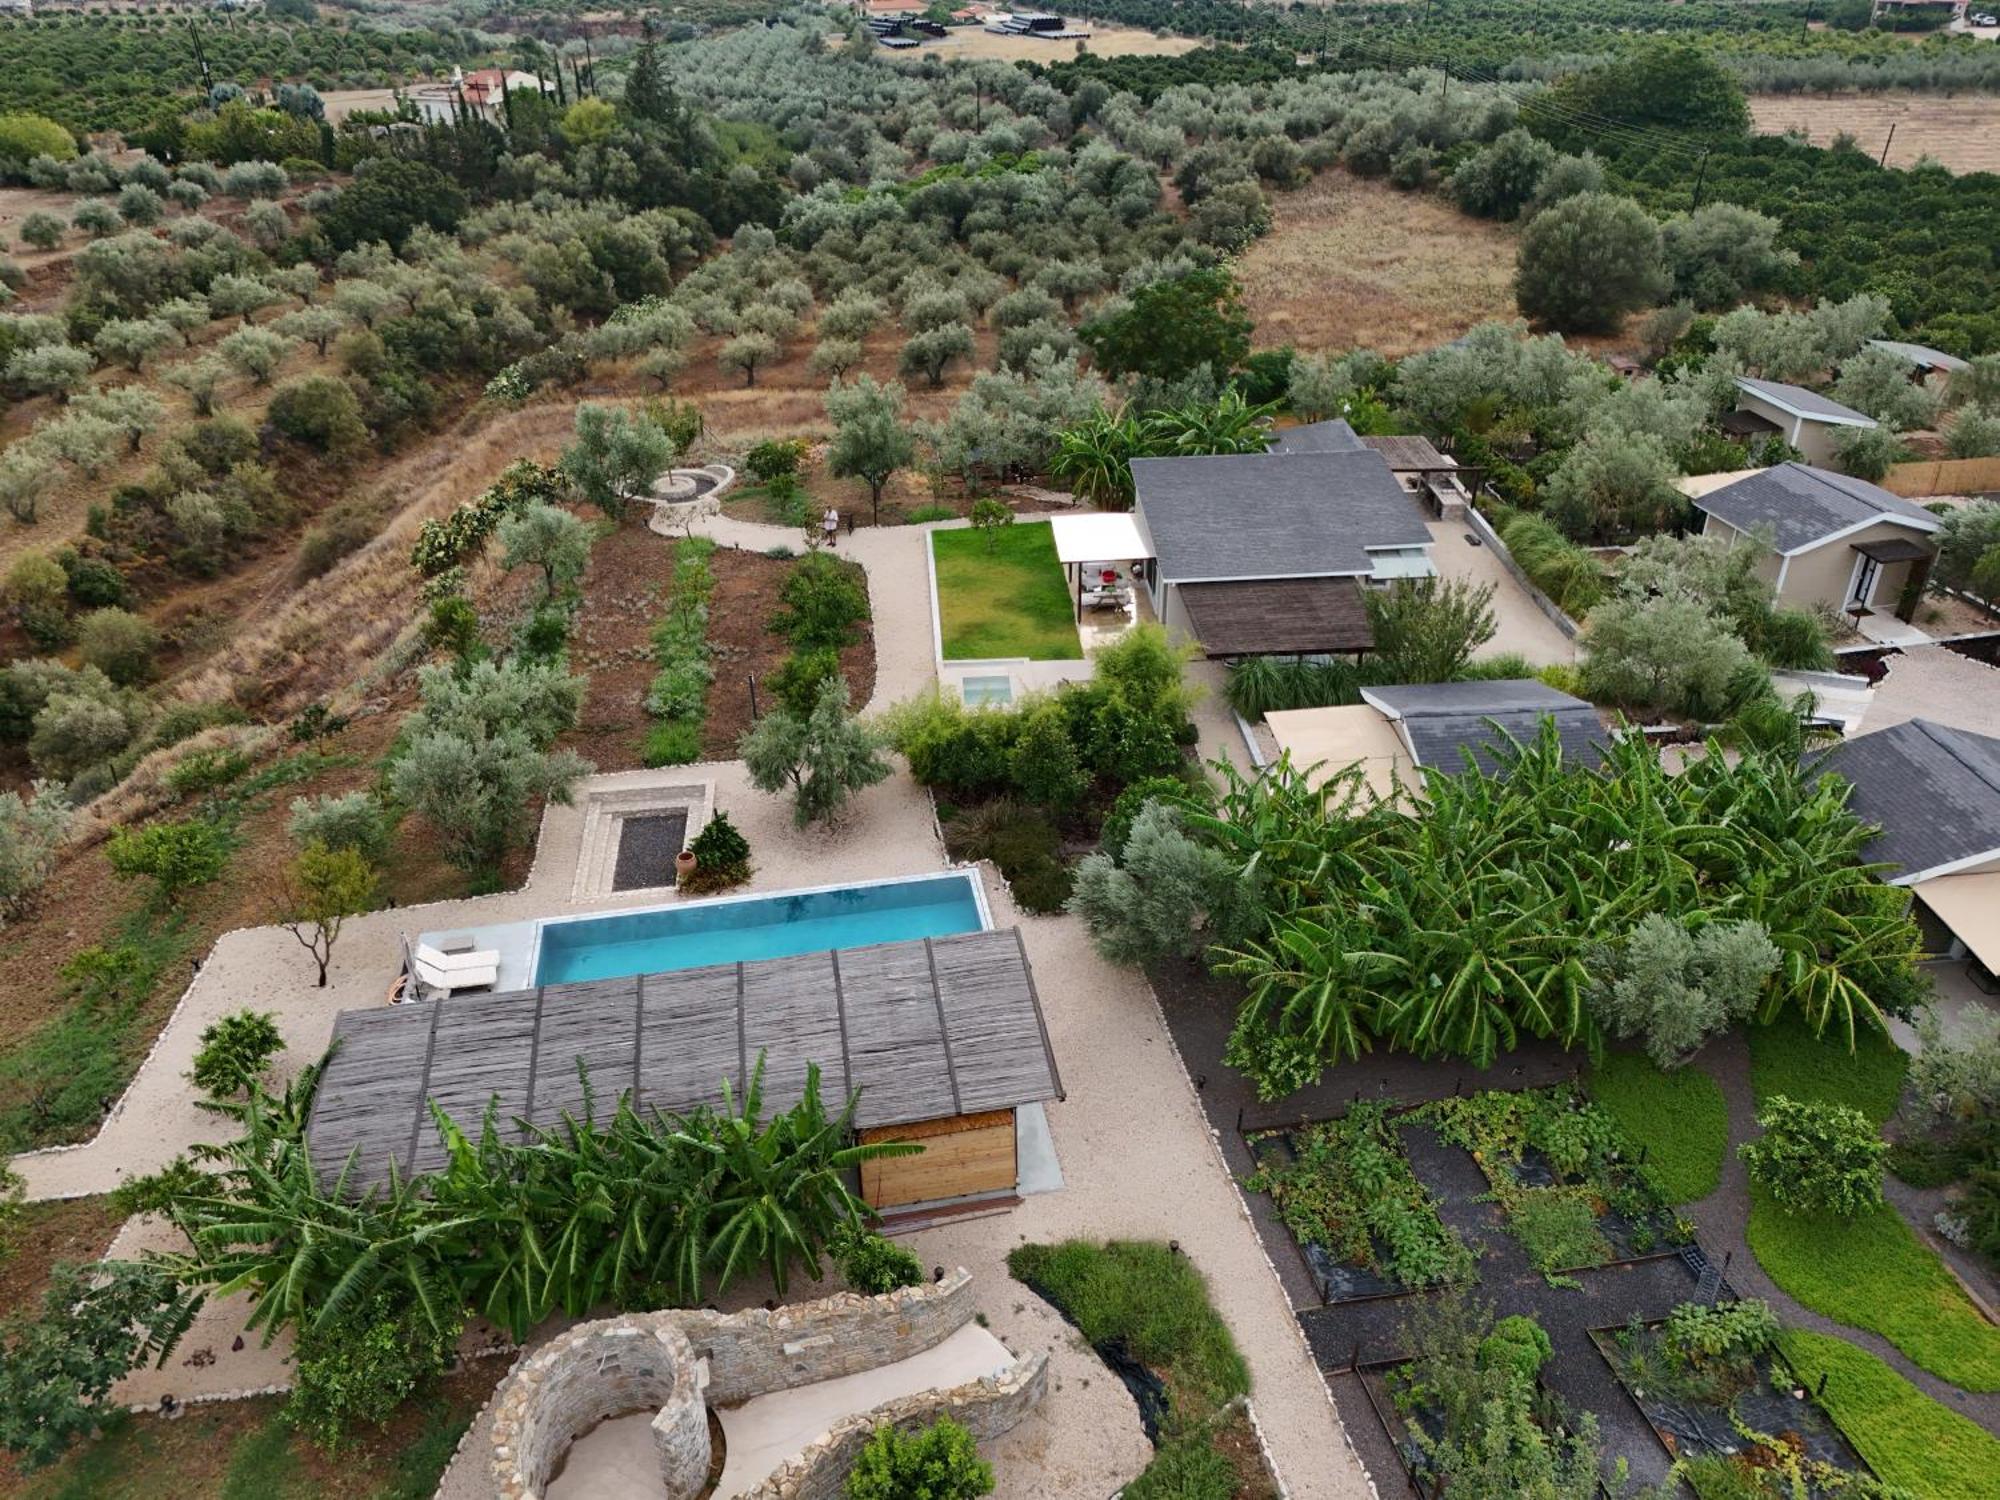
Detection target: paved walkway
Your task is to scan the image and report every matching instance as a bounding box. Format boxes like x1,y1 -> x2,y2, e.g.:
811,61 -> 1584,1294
1426,519 -> 1578,668
1855,643 -> 2000,738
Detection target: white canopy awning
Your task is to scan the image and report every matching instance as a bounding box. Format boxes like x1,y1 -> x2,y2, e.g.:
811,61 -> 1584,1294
1913,872 -> 2000,974
1050,512 -> 1152,566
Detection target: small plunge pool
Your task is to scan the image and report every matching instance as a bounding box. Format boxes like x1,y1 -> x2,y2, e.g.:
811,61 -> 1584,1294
532,871 -> 987,985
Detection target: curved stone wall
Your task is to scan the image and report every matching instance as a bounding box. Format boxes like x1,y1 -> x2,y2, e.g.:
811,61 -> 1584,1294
489,1270 -> 1002,1500
490,1319 -> 710,1500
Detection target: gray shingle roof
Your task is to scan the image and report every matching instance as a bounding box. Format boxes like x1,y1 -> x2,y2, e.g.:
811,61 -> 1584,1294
1735,377 -> 1876,427
1691,462 -> 1942,554
1267,419 -> 1365,454
1866,339 -> 1970,375
1131,450 -> 1431,583
1362,680 -> 1608,774
1814,718 -> 2000,881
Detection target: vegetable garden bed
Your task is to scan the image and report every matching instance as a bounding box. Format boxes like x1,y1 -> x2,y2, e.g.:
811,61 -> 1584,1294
1593,1315 -> 1875,1499
1246,1102 -> 1474,1305
1421,1087 -> 1688,1281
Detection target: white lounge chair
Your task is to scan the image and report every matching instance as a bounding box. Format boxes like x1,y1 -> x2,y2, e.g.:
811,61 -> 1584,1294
411,940 -> 500,996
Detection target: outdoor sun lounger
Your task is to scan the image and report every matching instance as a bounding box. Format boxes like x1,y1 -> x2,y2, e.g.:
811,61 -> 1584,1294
411,941 -> 501,995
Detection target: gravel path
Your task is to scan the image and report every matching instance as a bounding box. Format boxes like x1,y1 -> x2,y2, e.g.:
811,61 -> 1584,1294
1685,1031 -> 2000,1435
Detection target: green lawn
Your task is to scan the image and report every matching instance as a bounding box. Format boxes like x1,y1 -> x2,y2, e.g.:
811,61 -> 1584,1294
1748,1185 -> 2000,1391
1747,1010 -> 1908,1124
1742,1013 -> 2000,1390
932,523 -> 1083,662
1780,1330 -> 2000,1500
1586,1051 -> 1728,1204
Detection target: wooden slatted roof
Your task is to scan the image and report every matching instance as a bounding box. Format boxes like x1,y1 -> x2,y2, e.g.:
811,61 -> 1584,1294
306,928 -> 1063,1194
1176,577 -> 1375,658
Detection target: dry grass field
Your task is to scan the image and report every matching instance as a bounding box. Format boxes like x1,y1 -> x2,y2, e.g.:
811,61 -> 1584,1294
888,23 -> 1202,65
1235,169 -> 1521,357
1749,92 -> 2000,174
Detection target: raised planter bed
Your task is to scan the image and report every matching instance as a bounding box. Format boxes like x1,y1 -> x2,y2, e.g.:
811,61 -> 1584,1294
1421,1087 -> 1688,1281
1245,1102 -> 1475,1306
1592,1318 -> 1875,1497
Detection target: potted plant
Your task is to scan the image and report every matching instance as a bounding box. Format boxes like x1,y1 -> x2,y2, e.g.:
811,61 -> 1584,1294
675,846 -> 697,883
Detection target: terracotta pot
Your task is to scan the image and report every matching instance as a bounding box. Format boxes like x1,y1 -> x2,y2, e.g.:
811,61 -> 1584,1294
676,849 -> 698,882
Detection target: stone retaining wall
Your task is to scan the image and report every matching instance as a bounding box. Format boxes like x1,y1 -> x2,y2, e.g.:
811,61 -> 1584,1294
489,1270 -> 982,1499
742,1351 -> 1049,1500
685,1268 -> 976,1405
491,1320 -> 711,1500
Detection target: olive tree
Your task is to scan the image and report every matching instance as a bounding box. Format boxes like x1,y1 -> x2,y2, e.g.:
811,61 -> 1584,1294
498,502 -> 594,602
217,326 -> 295,384
6,343 -> 93,401
93,317 -> 175,373
0,780 -> 70,925
1832,347 -> 1940,433
719,330 -> 780,387
826,375 -> 916,524
898,322 -> 974,389
17,211 -> 62,251
560,402 -> 674,523
1661,202 -> 1796,310
740,676 -> 891,827
387,659 -> 592,872
274,305 -> 348,356
1514,192 -> 1669,334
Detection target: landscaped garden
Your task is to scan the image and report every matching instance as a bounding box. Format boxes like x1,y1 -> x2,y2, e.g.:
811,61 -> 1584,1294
1009,1239 -> 1276,1500
931,522 -> 1083,662
1586,1051 -> 1729,1205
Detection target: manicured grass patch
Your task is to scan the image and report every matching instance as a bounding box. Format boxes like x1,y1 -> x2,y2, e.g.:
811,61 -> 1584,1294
1747,1185 -> 2000,1391
1779,1330 -> 2000,1500
1747,1011 -> 1907,1125
1586,1050 -> 1728,1203
1009,1239 -> 1270,1498
932,523 -> 1082,662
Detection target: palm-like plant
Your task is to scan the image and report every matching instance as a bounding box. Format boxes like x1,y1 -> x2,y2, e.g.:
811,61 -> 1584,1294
1207,721 -> 1922,1099
1051,406 -> 1144,509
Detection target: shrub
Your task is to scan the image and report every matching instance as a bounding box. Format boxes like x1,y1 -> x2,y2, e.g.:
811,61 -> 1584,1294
1741,1095 -> 1887,1218
1515,191 -> 1670,334
288,1292 -> 461,1454
1590,914 -> 1779,1068
1663,1299 -> 1780,1365
288,792 -> 391,865
844,1416 -> 993,1500
1099,775 -> 1203,860
772,552 -> 869,650
767,648 -> 841,719
682,810 -> 751,893
106,818 -> 229,903
1477,1315 -> 1553,1384
0,781 -> 70,925
1496,509 -> 1607,616
188,1009 -> 282,1102
831,1224 -> 924,1295
267,375 -> 368,455
164,747 -> 252,799
744,437 -> 806,483
887,693 -> 1019,800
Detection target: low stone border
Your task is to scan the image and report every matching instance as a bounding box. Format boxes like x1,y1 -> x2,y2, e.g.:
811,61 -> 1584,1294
646,464 -> 737,536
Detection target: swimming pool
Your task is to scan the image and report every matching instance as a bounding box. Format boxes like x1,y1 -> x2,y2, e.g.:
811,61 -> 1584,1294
532,871 -> 988,985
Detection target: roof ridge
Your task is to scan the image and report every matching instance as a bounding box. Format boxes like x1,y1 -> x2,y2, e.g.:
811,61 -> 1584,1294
1910,717 -> 2000,800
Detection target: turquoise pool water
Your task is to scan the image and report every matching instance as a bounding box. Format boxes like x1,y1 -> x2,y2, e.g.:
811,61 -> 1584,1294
534,873 -> 986,984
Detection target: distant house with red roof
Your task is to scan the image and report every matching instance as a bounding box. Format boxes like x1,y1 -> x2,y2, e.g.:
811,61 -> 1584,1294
411,67 -> 554,127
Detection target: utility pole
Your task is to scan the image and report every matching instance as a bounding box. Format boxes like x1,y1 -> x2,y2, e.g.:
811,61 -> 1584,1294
1879,122 -> 1897,166
1691,148 -> 1710,208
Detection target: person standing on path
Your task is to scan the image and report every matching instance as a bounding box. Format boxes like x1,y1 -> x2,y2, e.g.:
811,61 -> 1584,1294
822,506 -> 840,547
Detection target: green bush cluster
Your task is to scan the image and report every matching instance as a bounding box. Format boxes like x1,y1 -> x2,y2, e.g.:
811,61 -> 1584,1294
1495,508 -> 1608,618
166,1054 -> 906,1352
1214,727 -> 1918,1096
681,809 -> 751,894
642,537 -> 716,768
831,1223 -> 925,1295
407,461 -> 567,579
